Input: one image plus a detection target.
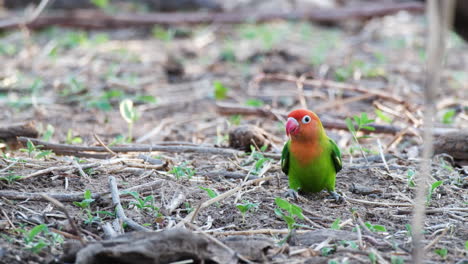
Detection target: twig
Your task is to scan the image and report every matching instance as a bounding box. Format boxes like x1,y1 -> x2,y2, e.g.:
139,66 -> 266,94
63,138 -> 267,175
19,162 -> 100,181
102,222 -> 118,239
93,133 -> 117,157
376,138 -> 390,172
424,224 -> 451,251
397,207 -> 468,214
72,159 -> 90,179
0,2 -> 424,30
346,197 -> 413,207
40,194 -> 86,245
0,190 -> 101,201
176,175 -> 274,227
1,209 -> 15,229
108,176 -> 151,232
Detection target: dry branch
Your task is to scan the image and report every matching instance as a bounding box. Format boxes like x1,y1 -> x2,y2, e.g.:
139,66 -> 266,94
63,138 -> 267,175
18,137 -> 244,157
0,2 -> 424,30
108,176 -> 151,232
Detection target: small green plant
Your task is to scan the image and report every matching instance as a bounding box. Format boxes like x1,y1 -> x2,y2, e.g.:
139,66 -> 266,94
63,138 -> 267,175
91,0 -> 109,8
426,180 -> 443,204
125,191 -> 160,216
434,248 -> 448,259
442,109 -> 456,124
368,252 -> 377,264
330,217 -> 341,230
41,124 -> 55,141
245,99 -> 264,107
405,224 -> 412,237
406,169 -> 416,187
339,240 -> 358,249
391,256 -> 405,264
199,186 -> 218,199
152,26 -> 175,41
66,129 -> 83,144
236,201 -> 258,223
169,162 -> 196,179
22,224 -> 63,253
364,221 -> 387,232
229,115 -> 242,126
274,197 -> 304,232
119,99 -> 139,142
375,109 -> 393,124
213,81 -> 228,100
19,139 -> 53,159
184,202 -> 194,213
321,247 -> 335,257
0,174 -> 22,184
345,112 -> 375,161
73,190 -> 100,225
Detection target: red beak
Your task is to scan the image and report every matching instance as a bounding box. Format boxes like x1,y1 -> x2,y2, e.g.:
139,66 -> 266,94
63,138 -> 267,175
286,117 -> 299,136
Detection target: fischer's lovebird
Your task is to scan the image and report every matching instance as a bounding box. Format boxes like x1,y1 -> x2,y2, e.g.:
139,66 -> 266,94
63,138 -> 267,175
281,109 -> 343,201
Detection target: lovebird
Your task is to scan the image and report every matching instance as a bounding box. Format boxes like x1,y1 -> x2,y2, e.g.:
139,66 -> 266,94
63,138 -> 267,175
281,109 -> 343,201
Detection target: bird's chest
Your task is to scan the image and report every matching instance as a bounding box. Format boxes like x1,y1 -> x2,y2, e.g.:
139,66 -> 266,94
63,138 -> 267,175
290,142 -> 324,167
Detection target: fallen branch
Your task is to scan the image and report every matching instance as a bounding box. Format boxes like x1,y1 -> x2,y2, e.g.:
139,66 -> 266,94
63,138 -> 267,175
0,122 -> 38,149
0,2 -> 424,30
108,176 -> 151,232
18,137 -> 244,157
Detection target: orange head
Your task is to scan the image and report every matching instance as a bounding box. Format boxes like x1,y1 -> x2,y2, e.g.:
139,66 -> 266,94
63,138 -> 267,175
285,109 -> 323,142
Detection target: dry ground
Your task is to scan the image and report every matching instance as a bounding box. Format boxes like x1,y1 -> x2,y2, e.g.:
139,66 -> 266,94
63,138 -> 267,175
0,7 -> 467,264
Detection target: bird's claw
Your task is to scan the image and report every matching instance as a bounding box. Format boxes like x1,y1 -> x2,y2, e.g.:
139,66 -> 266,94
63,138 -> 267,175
283,189 -> 300,201
328,191 -> 344,203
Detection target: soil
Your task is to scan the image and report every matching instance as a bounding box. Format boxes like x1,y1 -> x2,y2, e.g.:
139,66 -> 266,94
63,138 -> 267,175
0,3 -> 467,264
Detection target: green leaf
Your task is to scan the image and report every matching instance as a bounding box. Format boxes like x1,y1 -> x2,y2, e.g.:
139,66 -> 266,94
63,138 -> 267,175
199,186 -> 217,198
361,125 -> 375,131
274,197 -> 291,211
91,0 -> 108,8
345,117 -> 356,133
245,99 -> 264,107
213,81 -> 228,100
442,109 -> 456,124
135,95 -> 157,104
434,248 -> 448,258
84,189 -> 92,200
330,218 -> 341,230
290,203 -> 304,219
120,99 -> 135,123
368,252 -> 377,264
375,109 -> 392,123
27,224 -> 47,242
431,180 -> 443,191
372,224 -> 387,232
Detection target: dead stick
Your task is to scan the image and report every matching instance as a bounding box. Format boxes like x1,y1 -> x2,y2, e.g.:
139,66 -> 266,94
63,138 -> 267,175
18,137 -> 244,156
40,194 -> 86,245
108,176 -> 151,232
0,2 -> 424,30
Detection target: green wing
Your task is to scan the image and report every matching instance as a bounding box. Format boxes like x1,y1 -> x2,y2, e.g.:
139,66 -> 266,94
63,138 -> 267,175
329,137 -> 342,173
281,141 -> 290,175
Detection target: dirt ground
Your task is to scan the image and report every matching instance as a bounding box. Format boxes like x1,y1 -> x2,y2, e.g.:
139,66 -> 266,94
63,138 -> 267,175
0,4 -> 467,264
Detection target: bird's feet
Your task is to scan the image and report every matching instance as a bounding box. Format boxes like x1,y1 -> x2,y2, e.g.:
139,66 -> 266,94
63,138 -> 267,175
283,189 -> 300,201
327,191 -> 344,203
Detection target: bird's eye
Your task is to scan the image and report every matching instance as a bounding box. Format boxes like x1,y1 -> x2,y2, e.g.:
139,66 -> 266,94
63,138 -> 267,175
302,115 -> 311,124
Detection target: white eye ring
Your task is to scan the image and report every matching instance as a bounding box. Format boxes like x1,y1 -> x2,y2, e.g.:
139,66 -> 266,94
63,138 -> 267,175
302,115 -> 311,124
